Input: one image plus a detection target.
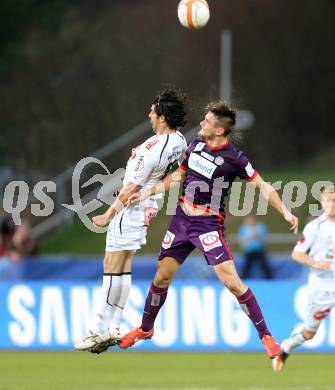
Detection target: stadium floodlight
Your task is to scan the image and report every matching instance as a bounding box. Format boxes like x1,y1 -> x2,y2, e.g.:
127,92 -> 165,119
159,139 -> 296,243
220,30 -> 255,130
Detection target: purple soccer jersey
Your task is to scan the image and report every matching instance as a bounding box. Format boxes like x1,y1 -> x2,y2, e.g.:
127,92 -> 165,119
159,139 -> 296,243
180,136 -> 257,217
159,136 -> 258,265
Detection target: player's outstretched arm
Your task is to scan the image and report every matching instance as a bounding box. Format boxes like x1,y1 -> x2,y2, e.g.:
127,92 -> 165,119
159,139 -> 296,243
292,250 -> 331,269
92,182 -> 141,227
150,167 -> 186,196
127,167 -> 186,205
250,174 -> 299,234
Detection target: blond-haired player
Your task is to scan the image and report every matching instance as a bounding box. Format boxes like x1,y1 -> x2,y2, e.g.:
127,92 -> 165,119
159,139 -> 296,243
273,185 -> 335,371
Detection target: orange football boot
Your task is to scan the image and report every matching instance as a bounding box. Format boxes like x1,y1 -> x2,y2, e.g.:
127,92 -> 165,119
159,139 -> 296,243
119,327 -> 154,349
262,334 -> 282,359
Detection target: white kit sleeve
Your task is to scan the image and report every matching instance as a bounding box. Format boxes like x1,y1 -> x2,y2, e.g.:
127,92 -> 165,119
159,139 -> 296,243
130,145 -> 159,186
294,222 -> 317,254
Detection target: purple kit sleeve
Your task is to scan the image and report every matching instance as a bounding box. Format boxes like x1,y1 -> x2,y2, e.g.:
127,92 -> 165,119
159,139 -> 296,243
236,152 -> 258,181
180,138 -> 199,170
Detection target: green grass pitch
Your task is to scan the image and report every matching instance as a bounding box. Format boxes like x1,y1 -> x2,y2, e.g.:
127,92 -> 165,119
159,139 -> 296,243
0,351 -> 334,390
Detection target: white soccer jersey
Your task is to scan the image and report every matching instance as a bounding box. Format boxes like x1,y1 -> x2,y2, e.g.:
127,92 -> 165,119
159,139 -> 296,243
123,131 -> 187,193
294,214 -> 335,292
105,131 -> 187,252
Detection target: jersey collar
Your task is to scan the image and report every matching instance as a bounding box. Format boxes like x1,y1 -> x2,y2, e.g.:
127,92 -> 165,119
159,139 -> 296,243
205,139 -> 229,150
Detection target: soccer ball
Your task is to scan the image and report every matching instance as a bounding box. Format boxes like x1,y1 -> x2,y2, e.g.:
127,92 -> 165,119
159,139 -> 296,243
177,0 -> 210,30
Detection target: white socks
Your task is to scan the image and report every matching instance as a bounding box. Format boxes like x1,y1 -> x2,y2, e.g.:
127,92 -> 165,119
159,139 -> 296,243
92,274 -> 121,333
282,325 -> 306,354
92,272 -> 132,334
109,273 -> 132,331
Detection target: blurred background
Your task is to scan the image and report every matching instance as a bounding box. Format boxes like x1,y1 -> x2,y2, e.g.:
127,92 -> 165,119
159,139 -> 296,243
0,0 -> 335,355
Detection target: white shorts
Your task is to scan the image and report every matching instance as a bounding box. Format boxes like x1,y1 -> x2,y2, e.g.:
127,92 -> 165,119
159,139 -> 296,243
304,289 -> 335,332
105,201 -> 158,252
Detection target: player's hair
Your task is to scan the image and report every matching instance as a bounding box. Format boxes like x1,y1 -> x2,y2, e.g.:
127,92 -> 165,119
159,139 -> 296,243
206,101 -> 236,136
321,185 -> 335,197
153,86 -> 188,129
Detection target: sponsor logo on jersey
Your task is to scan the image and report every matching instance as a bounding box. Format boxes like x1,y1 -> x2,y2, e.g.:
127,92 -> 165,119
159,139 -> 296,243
135,156 -> 144,172
194,142 -> 205,152
189,153 -> 217,179
130,145 -> 141,160
200,151 -> 215,161
245,162 -> 255,177
144,207 -> 158,226
145,139 -> 160,150
168,145 -> 183,162
199,231 -> 222,252
297,234 -> 305,244
214,156 -> 224,165
314,309 -> 331,320
326,236 -> 335,261
162,230 -> 176,249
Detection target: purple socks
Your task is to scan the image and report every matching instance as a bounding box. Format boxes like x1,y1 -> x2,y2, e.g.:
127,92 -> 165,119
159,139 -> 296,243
237,288 -> 271,339
141,282 -> 168,332
141,284 -> 270,339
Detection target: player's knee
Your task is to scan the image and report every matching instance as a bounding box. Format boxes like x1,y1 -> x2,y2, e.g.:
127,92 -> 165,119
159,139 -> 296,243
303,329 -> 316,340
221,276 -> 245,296
154,269 -> 173,287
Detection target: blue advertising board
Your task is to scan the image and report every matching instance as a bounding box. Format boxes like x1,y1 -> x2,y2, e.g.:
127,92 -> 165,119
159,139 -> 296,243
0,281 -> 334,351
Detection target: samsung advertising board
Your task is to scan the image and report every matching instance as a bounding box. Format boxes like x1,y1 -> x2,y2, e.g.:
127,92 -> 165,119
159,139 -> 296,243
0,281 -> 334,351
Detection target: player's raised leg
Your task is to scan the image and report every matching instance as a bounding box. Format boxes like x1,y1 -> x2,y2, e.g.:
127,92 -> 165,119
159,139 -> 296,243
119,256 -> 180,348
274,186 -> 335,371
273,299 -> 331,371
213,259 -> 281,359
272,325 -> 315,372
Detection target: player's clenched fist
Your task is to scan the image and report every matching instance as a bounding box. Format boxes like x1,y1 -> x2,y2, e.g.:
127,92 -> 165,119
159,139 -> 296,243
92,214 -> 110,227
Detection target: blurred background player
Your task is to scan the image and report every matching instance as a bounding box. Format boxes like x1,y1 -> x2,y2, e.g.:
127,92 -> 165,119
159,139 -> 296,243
120,101 -> 298,359
74,86 -> 188,352
273,186 -> 335,372
0,213 -> 37,261
238,214 -> 272,279
0,214 -> 19,261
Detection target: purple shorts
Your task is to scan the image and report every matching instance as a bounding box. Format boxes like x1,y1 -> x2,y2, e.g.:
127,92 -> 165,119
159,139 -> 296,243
158,205 -> 233,266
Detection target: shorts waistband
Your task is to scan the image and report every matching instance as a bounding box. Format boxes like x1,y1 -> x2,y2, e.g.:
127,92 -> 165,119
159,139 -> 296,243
179,196 -> 225,220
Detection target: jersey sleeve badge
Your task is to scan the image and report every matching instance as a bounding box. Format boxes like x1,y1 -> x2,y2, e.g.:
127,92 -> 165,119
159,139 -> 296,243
145,139 -> 160,150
